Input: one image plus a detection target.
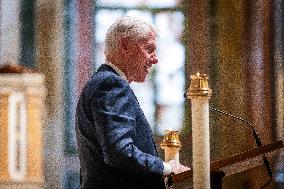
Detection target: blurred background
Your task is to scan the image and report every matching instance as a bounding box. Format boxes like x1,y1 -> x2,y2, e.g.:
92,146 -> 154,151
0,0 -> 283,188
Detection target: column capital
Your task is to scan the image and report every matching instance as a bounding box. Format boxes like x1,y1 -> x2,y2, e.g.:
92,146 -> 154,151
186,73 -> 212,99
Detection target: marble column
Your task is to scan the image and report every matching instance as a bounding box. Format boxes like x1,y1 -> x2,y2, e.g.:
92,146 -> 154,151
273,0 -> 284,187
0,0 -> 21,65
185,0 -> 210,78
187,74 -> 212,189
75,0 -> 94,96
35,0 -> 65,188
246,0 -> 274,145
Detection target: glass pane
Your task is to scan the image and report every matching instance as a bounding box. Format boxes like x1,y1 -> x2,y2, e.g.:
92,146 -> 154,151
97,0 -> 144,8
156,11 -> 184,43
130,81 -> 155,128
155,12 -> 185,134
95,10 -> 124,67
156,70 -> 185,105
97,0 -> 179,8
95,9 -> 124,43
146,0 -> 178,8
95,43 -> 105,68
156,104 -> 184,134
125,10 -> 153,23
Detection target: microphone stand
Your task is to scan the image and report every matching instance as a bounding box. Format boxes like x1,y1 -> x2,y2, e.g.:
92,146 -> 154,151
209,107 -> 273,188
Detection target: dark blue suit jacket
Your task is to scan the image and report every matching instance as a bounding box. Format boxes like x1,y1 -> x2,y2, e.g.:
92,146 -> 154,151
75,64 -> 165,189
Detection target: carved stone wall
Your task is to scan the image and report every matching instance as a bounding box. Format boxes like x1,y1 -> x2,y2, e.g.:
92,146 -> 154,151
0,72 -> 45,189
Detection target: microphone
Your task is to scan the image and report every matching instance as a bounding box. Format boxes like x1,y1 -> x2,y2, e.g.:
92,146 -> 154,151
209,107 -> 262,146
209,107 -> 273,188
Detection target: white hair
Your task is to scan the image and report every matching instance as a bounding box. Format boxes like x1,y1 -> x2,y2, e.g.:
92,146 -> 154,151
104,16 -> 157,57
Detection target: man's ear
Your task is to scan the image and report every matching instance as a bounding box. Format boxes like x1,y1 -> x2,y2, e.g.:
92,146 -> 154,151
119,37 -> 131,54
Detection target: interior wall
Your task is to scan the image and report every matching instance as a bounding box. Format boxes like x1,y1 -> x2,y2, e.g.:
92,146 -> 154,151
182,0 -> 282,188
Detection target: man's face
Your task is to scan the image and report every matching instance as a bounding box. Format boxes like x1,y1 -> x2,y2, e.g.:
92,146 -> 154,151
125,31 -> 158,83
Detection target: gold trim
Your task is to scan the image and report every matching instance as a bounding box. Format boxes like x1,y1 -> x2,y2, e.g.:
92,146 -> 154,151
160,130 -> 182,148
186,73 -> 212,98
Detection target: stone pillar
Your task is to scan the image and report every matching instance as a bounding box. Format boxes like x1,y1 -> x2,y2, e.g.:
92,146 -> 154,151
76,0 -> 94,96
187,73 -> 212,189
273,0 -> 284,187
35,0 -> 65,188
246,0 -> 274,145
0,0 -> 21,65
0,65 -> 45,189
160,130 -> 182,163
186,0 -> 210,77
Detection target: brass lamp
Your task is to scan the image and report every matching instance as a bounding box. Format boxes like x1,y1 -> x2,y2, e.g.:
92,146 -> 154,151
160,130 -> 182,162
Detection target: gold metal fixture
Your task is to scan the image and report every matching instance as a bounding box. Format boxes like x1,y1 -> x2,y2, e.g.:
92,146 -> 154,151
160,130 -> 182,148
186,72 -> 212,98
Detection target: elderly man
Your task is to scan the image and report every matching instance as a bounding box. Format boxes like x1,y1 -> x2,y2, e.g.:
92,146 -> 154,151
75,16 -> 188,189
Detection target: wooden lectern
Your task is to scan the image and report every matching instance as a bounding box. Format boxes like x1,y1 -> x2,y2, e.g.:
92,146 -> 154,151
168,140 -> 284,189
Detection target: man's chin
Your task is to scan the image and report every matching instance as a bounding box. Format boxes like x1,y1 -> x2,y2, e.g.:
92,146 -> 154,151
133,77 -> 146,83
133,79 -> 145,83
130,72 -> 148,83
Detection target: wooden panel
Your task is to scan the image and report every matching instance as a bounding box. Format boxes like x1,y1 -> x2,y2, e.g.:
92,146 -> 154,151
171,140 -> 283,184
0,94 -> 9,179
26,96 -> 43,181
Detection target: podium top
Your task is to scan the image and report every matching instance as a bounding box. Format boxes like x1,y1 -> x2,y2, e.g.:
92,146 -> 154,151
172,140 -> 284,183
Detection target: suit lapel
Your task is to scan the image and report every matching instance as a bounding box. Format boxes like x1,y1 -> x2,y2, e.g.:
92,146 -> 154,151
129,89 -> 160,157
97,64 -> 160,157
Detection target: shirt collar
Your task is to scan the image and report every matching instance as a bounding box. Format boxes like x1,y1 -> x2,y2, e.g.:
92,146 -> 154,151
105,61 -> 129,83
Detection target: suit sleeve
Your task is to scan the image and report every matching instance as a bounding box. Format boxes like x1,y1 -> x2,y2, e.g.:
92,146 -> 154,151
90,77 -> 164,175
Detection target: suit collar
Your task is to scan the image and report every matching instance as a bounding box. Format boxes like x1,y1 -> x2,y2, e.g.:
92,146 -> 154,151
97,64 -> 129,83
97,64 -> 119,76
105,61 -> 128,82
